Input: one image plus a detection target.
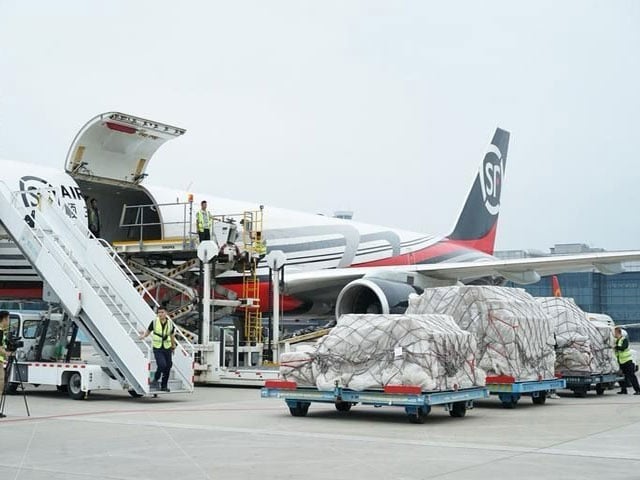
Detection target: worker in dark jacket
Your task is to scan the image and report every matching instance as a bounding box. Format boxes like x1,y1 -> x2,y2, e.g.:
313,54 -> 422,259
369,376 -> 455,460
88,198 -> 101,237
614,327 -> 640,395
139,306 -> 176,392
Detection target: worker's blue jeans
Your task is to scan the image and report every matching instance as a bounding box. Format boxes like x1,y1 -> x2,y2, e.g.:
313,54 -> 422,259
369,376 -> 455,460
153,348 -> 173,388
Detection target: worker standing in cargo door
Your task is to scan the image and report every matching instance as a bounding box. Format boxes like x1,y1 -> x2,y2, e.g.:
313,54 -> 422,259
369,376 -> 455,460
614,327 -> 640,395
88,198 -> 101,237
196,200 -> 212,242
140,306 -> 176,392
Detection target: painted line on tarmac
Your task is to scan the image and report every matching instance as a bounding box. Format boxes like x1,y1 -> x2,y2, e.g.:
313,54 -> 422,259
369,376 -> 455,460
57,415 -> 640,463
0,404 -> 281,424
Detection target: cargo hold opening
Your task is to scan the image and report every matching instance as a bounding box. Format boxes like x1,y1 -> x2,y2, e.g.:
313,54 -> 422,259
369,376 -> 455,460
76,180 -> 161,244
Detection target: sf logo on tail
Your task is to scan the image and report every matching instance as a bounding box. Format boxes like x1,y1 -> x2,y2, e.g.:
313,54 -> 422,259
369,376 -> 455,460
479,144 -> 504,216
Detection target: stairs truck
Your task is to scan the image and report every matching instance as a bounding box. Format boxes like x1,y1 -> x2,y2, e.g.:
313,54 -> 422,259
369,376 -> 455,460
0,182 -> 195,399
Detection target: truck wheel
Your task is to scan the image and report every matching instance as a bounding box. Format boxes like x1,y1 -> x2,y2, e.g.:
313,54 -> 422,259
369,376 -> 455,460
532,393 -> 547,405
449,401 -> 467,418
335,401 -> 352,412
68,372 -> 85,400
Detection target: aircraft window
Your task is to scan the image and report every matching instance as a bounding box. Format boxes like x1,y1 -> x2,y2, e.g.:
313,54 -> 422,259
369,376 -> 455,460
22,320 -> 40,339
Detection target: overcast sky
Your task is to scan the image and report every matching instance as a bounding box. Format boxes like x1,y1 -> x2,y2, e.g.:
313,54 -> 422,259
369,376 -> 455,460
1,1 -> 638,252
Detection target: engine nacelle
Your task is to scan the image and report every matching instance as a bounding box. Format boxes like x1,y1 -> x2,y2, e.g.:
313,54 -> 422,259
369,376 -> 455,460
335,278 -> 422,318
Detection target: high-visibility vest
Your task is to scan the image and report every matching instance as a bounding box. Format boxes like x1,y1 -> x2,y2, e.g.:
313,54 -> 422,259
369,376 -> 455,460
252,240 -> 266,255
196,210 -> 212,232
615,337 -> 632,364
152,317 -> 174,350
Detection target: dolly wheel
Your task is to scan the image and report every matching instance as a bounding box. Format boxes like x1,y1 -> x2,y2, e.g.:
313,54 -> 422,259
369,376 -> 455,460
449,401 -> 467,417
289,403 -> 310,417
408,407 -> 426,424
532,393 -> 547,405
573,388 -> 588,398
500,394 -> 518,409
595,385 -> 605,396
335,401 -> 352,412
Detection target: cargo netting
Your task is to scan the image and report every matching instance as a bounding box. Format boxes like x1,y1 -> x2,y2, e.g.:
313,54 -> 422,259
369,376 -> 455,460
279,313 -> 486,391
406,286 -> 555,381
536,297 -> 618,374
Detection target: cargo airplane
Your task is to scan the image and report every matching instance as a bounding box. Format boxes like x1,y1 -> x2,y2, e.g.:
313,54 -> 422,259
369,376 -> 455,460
1,112 -> 640,319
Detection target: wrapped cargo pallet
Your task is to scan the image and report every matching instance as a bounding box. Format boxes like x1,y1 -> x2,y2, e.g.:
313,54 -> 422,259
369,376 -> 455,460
406,286 -> 555,381
536,297 -> 618,374
279,313 -> 486,392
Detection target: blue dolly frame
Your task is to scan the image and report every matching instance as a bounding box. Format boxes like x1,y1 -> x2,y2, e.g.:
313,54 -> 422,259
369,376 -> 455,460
485,376 -> 566,408
559,371 -> 622,397
261,380 -> 489,424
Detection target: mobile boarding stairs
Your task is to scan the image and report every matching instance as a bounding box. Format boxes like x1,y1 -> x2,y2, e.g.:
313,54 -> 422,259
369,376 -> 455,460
0,182 -> 195,397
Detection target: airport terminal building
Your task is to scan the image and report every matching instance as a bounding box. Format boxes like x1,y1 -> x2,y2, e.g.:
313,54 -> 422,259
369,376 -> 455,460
497,244 -> 640,340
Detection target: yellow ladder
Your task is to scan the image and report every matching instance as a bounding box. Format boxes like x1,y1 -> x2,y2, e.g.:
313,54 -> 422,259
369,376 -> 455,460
241,207 -> 265,344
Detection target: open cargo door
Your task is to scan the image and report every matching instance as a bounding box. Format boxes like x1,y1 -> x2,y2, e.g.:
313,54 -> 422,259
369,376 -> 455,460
65,112 -> 185,187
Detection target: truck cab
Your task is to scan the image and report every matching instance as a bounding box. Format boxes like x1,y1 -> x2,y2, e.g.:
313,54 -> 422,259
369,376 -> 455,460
8,310 -> 79,363
4,310 -> 120,400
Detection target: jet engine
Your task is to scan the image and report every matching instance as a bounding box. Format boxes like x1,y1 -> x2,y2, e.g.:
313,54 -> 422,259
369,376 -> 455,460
335,278 -> 422,318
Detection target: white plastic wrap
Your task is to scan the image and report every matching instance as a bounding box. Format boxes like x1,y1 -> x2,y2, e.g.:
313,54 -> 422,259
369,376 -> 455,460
536,297 -> 618,374
406,286 -> 556,381
279,313 -> 485,391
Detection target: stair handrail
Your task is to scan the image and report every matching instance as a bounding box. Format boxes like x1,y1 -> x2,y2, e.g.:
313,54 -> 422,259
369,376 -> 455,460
0,182 -> 86,295
0,183 -> 149,388
43,192 -> 196,389
2,182 -> 194,390
35,193 -> 153,348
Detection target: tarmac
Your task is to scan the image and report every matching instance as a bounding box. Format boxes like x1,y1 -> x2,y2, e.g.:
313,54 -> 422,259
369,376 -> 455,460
0,379 -> 639,480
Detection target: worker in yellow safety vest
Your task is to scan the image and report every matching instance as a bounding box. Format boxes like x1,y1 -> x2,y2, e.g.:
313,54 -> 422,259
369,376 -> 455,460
196,200 -> 213,242
0,310 -> 9,398
139,306 -> 176,392
614,327 -> 640,395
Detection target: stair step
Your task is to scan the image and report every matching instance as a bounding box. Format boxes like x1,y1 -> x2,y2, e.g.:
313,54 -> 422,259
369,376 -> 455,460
148,379 -> 189,394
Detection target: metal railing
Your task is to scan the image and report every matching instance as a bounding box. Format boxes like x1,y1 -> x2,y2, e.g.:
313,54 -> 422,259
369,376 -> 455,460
119,200 -> 196,249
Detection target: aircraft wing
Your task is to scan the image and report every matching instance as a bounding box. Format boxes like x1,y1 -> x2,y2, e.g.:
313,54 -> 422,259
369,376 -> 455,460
283,250 -> 640,296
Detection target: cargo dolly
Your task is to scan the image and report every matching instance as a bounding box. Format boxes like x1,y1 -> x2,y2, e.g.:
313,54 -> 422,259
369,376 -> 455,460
556,371 -> 622,397
485,376 -> 566,408
261,380 -> 489,424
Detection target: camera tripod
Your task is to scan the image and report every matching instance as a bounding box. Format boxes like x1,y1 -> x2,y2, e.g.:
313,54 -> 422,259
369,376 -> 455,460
0,353 -> 31,418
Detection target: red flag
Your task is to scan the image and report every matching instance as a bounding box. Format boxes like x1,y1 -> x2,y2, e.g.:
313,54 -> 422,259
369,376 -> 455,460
552,275 -> 562,297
